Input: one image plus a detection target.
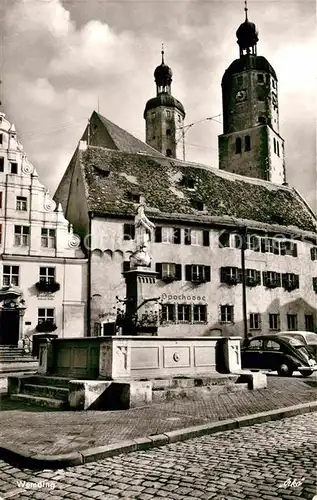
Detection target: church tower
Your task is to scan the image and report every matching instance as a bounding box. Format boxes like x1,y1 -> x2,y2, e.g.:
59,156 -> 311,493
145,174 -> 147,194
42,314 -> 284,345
218,2 -> 286,184
144,48 -> 185,159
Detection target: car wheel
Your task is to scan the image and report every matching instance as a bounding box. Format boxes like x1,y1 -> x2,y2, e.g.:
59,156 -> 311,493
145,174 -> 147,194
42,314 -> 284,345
299,370 -> 313,377
277,363 -> 293,377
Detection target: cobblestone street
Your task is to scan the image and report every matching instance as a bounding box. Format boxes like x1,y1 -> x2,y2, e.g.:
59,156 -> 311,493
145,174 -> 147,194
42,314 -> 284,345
0,412 -> 316,500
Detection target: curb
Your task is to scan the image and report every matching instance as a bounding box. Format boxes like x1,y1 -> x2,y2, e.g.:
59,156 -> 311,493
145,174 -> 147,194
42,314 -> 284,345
1,401 -> 316,470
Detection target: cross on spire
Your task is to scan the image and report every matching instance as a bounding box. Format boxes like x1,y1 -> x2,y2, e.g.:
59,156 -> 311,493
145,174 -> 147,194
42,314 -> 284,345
161,43 -> 164,64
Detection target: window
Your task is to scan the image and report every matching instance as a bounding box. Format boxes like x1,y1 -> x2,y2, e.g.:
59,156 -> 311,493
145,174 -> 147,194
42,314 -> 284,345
151,112 -> 156,118
282,273 -> 299,291
193,305 -> 207,323
166,110 -> 171,118
258,116 -> 266,124
247,235 -> 260,252
219,231 -> 230,248
287,314 -> 298,331
249,313 -> 261,330
0,224 -> 2,245
3,265 -> 19,286
235,137 -> 242,154
123,223 -> 135,241
0,133 -> 3,145
185,265 -> 210,283
156,227 -> 181,244
16,196 -> 27,211
191,200 -> 205,211
280,241 -> 297,257
248,339 -> 262,350
272,79 -> 276,89
178,115 -> 181,122
245,269 -> 261,286
166,149 -> 172,157
0,192 -> 2,209
41,228 -> 56,248
0,157 -> 4,172
188,229 -> 203,246
166,129 -> 171,136
38,308 -> 55,325
273,137 -> 276,154
310,247 -> 317,261
264,340 -> 281,351
128,193 -> 140,204
162,263 -> 176,279
269,313 -> 280,330
245,135 -> 251,152
220,305 -> 234,323
276,141 -> 280,157
220,267 -> 241,285
177,304 -> 191,322
305,314 -> 314,332
161,304 -> 175,323
14,225 -> 30,246
313,277 -> 317,292
181,176 -> 196,189
257,74 -> 264,83
263,271 -> 281,288
237,76 -> 243,86
10,162 -> 18,174
39,267 -> 55,284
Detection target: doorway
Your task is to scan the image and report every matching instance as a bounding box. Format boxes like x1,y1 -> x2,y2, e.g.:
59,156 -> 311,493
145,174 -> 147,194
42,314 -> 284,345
0,309 -> 20,345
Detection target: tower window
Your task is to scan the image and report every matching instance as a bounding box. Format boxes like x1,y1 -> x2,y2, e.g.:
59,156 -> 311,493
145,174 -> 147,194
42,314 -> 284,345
272,80 -> 276,89
245,136 -> 251,152
151,112 -> 156,118
166,129 -> 171,136
166,110 -> 171,118
10,162 -> 18,174
273,137 -> 276,154
0,157 -> 4,172
178,115 -> 181,122
237,76 -> 243,86
235,138 -> 242,154
258,116 -> 266,124
0,134 -> 3,145
276,141 -> 280,157
166,149 -> 172,157
257,74 -> 264,83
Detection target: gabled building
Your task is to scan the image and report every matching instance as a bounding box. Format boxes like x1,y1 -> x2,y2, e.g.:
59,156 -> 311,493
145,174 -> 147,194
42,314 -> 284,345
0,112 -> 87,345
54,10 -> 317,338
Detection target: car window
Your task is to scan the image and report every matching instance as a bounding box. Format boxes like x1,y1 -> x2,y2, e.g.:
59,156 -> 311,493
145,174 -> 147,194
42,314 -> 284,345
306,334 -> 317,344
247,339 -> 263,350
264,340 -> 281,351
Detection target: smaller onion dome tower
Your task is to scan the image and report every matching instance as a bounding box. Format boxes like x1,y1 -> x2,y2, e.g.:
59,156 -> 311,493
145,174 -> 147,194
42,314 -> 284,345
218,1 -> 286,184
144,47 -> 186,159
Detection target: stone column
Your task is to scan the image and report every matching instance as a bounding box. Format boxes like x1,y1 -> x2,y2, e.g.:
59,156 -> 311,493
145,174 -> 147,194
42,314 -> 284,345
123,267 -> 159,335
37,339 -> 54,375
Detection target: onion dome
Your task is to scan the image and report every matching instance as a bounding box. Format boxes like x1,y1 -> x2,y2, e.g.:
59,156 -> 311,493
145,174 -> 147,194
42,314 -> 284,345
154,47 -> 173,88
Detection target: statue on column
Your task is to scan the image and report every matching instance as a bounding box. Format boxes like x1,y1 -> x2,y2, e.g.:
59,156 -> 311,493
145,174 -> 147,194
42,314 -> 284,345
130,205 -> 155,269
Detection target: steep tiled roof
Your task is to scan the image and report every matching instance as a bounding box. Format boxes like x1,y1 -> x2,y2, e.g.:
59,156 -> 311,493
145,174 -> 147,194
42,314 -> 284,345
79,146 -> 317,236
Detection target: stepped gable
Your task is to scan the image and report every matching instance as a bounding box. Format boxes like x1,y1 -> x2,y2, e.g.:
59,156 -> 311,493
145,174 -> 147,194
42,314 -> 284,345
79,146 -> 317,235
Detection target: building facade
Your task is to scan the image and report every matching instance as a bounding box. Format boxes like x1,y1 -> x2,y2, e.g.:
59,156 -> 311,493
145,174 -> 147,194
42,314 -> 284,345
0,112 -> 87,345
54,10 -> 317,339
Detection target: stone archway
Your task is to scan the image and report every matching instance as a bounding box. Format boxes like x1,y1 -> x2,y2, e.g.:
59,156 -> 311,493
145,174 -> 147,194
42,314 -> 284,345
0,286 -> 25,346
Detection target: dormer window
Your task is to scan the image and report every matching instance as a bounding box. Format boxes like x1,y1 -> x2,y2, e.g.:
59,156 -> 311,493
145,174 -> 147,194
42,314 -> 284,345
191,200 -> 204,211
10,162 -> 18,174
0,134 -> 3,145
127,192 -> 140,204
181,175 -> 196,190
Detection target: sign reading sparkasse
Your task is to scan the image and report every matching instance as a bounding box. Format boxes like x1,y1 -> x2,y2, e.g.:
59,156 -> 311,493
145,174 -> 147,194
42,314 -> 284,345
161,293 -> 207,302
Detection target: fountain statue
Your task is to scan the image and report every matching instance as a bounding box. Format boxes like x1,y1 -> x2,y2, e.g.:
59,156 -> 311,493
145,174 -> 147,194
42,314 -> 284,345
130,205 -> 155,269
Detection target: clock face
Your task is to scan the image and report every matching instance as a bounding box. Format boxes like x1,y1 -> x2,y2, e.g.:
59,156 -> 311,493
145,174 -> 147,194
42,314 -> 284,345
235,89 -> 247,102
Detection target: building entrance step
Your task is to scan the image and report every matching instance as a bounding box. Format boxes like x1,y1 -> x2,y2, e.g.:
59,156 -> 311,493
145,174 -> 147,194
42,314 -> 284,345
10,393 -> 67,409
22,384 -> 69,401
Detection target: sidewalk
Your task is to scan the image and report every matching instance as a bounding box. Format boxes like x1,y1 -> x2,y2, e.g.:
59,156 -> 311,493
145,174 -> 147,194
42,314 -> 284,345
0,376 -> 316,469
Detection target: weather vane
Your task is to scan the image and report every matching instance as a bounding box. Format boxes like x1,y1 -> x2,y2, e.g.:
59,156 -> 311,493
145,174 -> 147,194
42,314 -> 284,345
161,43 -> 164,64
244,0 -> 248,20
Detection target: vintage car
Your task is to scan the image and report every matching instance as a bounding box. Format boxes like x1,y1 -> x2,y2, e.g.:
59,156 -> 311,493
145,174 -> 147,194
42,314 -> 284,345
241,335 -> 317,377
275,331 -> 317,359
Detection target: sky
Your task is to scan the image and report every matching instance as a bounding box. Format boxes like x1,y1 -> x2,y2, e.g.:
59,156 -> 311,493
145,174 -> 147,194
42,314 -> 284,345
1,0 -> 316,212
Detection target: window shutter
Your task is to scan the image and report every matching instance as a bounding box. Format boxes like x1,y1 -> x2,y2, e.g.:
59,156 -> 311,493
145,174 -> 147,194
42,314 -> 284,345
123,261 -> 130,273
173,228 -> 181,244
175,264 -> 182,281
155,263 -> 162,279
281,273 -> 287,287
310,248 -> 315,261
280,242 -> 286,256
203,230 -> 210,247
262,271 -> 267,285
204,266 -> 211,282
253,236 -> 260,252
256,270 -> 261,285
231,306 -> 235,324
185,265 -> 192,281
220,267 -> 227,283
292,244 -> 298,257
234,234 -> 241,249
276,273 -> 282,286
219,231 -> 230,248
155,227 -> 162,243
184,229 -> 191,245
261,238 -> 266,253
273,240 -> 280,255
237,268 -> 243,283
295,275 -> 299,288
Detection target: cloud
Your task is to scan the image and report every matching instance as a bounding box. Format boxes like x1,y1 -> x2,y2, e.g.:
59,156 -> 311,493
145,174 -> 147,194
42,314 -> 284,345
2,0 -> 316,212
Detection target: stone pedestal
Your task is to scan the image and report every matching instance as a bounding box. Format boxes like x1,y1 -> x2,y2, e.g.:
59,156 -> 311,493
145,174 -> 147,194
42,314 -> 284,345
123,267 -> 159,335
223,337 -> 242,372
37,339 -> 54,374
